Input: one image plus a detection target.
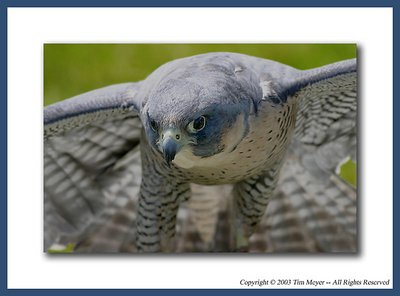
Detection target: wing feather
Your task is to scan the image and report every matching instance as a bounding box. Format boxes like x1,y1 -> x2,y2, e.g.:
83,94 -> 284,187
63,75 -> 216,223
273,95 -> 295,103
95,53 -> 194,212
289,59 -> 357,179
44,82 -> 141,139
245,58 -> 357,252
44,82 -> 143,250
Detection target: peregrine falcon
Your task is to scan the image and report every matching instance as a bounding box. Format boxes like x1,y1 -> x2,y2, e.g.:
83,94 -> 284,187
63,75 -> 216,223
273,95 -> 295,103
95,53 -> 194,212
44,52 -> 357,253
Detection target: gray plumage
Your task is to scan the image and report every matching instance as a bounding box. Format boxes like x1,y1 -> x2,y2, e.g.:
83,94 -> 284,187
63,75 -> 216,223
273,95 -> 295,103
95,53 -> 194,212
44,52 -> 357,252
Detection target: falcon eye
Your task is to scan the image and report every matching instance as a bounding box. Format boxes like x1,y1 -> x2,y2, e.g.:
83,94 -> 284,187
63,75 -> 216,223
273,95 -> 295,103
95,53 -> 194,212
150,119 -> 158,132
187,116 -> 207,133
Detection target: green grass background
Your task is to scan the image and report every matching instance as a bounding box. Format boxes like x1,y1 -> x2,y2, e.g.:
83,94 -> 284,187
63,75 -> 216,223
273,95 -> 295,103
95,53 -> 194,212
44,44 -> 356,186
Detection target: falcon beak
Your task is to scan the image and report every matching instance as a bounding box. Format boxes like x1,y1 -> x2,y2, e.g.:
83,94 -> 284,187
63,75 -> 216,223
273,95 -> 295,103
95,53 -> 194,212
162,138 -> 177,167
161,128 -> 183,167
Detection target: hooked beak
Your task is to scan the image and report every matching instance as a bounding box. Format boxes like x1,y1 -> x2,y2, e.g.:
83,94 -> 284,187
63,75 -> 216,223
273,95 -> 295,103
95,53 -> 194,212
163,138 -> 178,167
161,128 -> 182,167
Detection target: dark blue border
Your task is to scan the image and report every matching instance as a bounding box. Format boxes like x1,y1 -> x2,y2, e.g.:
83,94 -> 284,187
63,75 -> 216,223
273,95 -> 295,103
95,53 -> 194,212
0,0 -> 397,7
1,1 -> 397,295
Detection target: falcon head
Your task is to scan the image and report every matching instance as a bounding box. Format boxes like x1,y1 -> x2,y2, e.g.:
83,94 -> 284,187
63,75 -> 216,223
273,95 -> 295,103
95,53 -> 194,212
139,55 -> 262,167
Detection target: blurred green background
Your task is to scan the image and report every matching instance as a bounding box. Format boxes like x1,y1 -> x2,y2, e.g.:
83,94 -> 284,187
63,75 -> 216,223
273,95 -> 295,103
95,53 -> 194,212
44,44 -> 356,186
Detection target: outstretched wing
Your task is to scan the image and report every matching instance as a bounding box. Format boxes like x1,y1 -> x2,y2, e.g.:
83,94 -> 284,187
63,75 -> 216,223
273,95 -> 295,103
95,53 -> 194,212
287,59 -> 357,187
44,82 -> 143,251
255,59 -> 357,252
292,59 -> 357,155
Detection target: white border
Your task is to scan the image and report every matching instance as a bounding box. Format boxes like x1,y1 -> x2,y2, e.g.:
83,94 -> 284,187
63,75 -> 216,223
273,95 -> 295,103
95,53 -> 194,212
8,8 -> 393,289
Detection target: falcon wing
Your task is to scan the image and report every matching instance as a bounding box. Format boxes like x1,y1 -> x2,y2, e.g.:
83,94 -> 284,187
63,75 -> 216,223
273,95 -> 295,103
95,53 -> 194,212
287,59 -> 357,187
44,82 -> 144,251
292,59 -> 357,156
255,59 -> 358,252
